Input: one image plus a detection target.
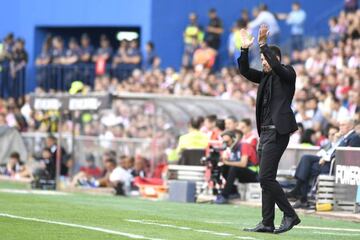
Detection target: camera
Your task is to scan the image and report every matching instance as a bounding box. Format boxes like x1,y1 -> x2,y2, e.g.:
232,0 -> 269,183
201,144 -> 226,195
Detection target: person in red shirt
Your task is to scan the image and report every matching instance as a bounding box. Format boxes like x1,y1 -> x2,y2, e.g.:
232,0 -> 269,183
71,154 -> 102,187
238,118 -> 258,150
215,130 -> 259,204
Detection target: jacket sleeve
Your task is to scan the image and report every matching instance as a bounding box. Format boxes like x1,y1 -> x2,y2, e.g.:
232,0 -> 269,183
237,48 -> 262,84
260,44 -> 296,83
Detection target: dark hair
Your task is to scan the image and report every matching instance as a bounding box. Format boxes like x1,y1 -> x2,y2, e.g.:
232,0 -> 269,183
209,8 -> 216,13
47,135 -> 57,142
221,130 -> 237,139
259,3 -> 268,11
293,1 -> 300,7
269,45 -> 282,61
215,119 -> 225,131
190,117 -> 203,130
240,118 -> 252,127
226,115 -> 238,122
205,114 -> 217,123
105,157 -> 116,166
300,129 -> 315,145
10,152 -> 20,160
42,147 -> 52,154
147,41 -> 154,50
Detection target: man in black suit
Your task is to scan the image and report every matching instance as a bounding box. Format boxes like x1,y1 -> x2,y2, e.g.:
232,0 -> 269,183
238,25 -> 300,234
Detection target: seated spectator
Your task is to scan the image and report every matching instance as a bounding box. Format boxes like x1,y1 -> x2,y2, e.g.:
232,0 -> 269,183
0,152 -> 29,178
225,116 -> 238,131
192,41 -> 216,69
299,128 -> 316,146
215,130 -> 259,204
97,157 -> 117,187
287,118 -> 360,208
109,159 -> 132,195
71,154 -> 102,187
33,148 -> 55,180
237,118 -> 258,150
176,116 -> 208,159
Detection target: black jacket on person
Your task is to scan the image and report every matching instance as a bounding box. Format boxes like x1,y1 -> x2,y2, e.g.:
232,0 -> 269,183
238,45 -> 298,135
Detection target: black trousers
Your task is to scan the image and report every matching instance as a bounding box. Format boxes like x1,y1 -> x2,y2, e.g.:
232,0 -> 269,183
221,165 -> 258,198
258,129 -> 296,226
295,154 -> 331,201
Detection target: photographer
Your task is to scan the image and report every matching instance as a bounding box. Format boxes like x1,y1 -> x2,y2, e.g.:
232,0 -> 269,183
214,130 -> 259,204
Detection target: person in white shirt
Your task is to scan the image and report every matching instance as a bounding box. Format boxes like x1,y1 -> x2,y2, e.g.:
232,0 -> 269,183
248,4 -> 280,45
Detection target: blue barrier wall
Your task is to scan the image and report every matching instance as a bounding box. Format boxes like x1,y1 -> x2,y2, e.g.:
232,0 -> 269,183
0,0 -> 343,92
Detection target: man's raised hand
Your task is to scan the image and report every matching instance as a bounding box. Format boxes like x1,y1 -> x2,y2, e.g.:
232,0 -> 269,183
239,29 -> 254,49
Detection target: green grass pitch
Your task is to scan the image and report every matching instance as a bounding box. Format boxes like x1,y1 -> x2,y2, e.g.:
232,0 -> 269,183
0,182 -> 359,240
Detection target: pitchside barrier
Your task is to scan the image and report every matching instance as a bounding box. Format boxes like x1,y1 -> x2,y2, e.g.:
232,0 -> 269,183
334,147 -> 360,213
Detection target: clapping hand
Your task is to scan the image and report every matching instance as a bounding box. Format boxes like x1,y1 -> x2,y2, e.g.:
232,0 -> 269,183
239,29 -> 255,49
258,24 -> 269,46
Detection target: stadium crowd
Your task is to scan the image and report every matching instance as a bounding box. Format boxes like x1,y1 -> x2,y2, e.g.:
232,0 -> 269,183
0,1 -> 359,201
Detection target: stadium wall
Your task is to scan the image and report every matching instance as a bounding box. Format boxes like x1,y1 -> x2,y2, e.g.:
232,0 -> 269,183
0,0 -> 343,92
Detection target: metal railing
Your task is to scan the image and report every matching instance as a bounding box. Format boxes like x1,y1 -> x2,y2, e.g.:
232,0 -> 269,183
36,64 -> 136,91
0,63 -> 26,99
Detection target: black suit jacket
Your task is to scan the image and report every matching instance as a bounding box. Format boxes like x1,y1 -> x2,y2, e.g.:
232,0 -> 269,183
330,130 -> 360,159
237,45 -> 298,135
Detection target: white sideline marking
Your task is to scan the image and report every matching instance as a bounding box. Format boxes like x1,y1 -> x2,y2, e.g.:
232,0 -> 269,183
312,231 -> 360,237
0,189 -> 69,196
127,219 -> 257,240
0,213 -> 164,240
296,225 -> 360,232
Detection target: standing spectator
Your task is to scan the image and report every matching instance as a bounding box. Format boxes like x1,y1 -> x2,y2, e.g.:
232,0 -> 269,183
183,13 -> 202,68
144,41 -> 160,70
0,33 -> 15,98
36,36 -> 52,90
92,34 -> 113,75
248,4 -> 280,45
205,8 -> 223,52
237,9 -> 250,28
78,33 -> 94,86
51,36 -> 65,64
278,2 -> 306,51
10,38 -> 28,100
202,114 -> 219,141
123,40 -> 142,70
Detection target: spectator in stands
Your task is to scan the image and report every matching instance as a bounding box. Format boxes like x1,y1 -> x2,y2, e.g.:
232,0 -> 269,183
225,116 -> 238,131
109,157 -> 132,195
192,41 -> 216,69
33,147 -> 55,180
287,117 -> 360,208
0,152 -> 29,178
144,41 -> 160,70
93,34 -> 113,75
97,157 -> 117,187
248,4 -> 281,45
202,114 -> 220,141
214,130 -> 259,204
36,35 -> 52,89
45,135 -> 71,176
51,36 -> 65,65
79,33 -> 94,64
124,40 -> 142,69
278,2 -> 306,51
237,9 -> 250,28
237,118 -> 258,150
62,37 -> 80,65
71,154 -> 102,187
205,8 -> 223,52
183,13 -> 202,68
175,116 -> 208,159
299,128 -> 316,146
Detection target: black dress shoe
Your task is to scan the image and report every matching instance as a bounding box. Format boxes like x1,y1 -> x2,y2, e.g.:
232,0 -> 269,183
244,222 -> 274,233
274,215 -> 301,234
285,191 -> 299,201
